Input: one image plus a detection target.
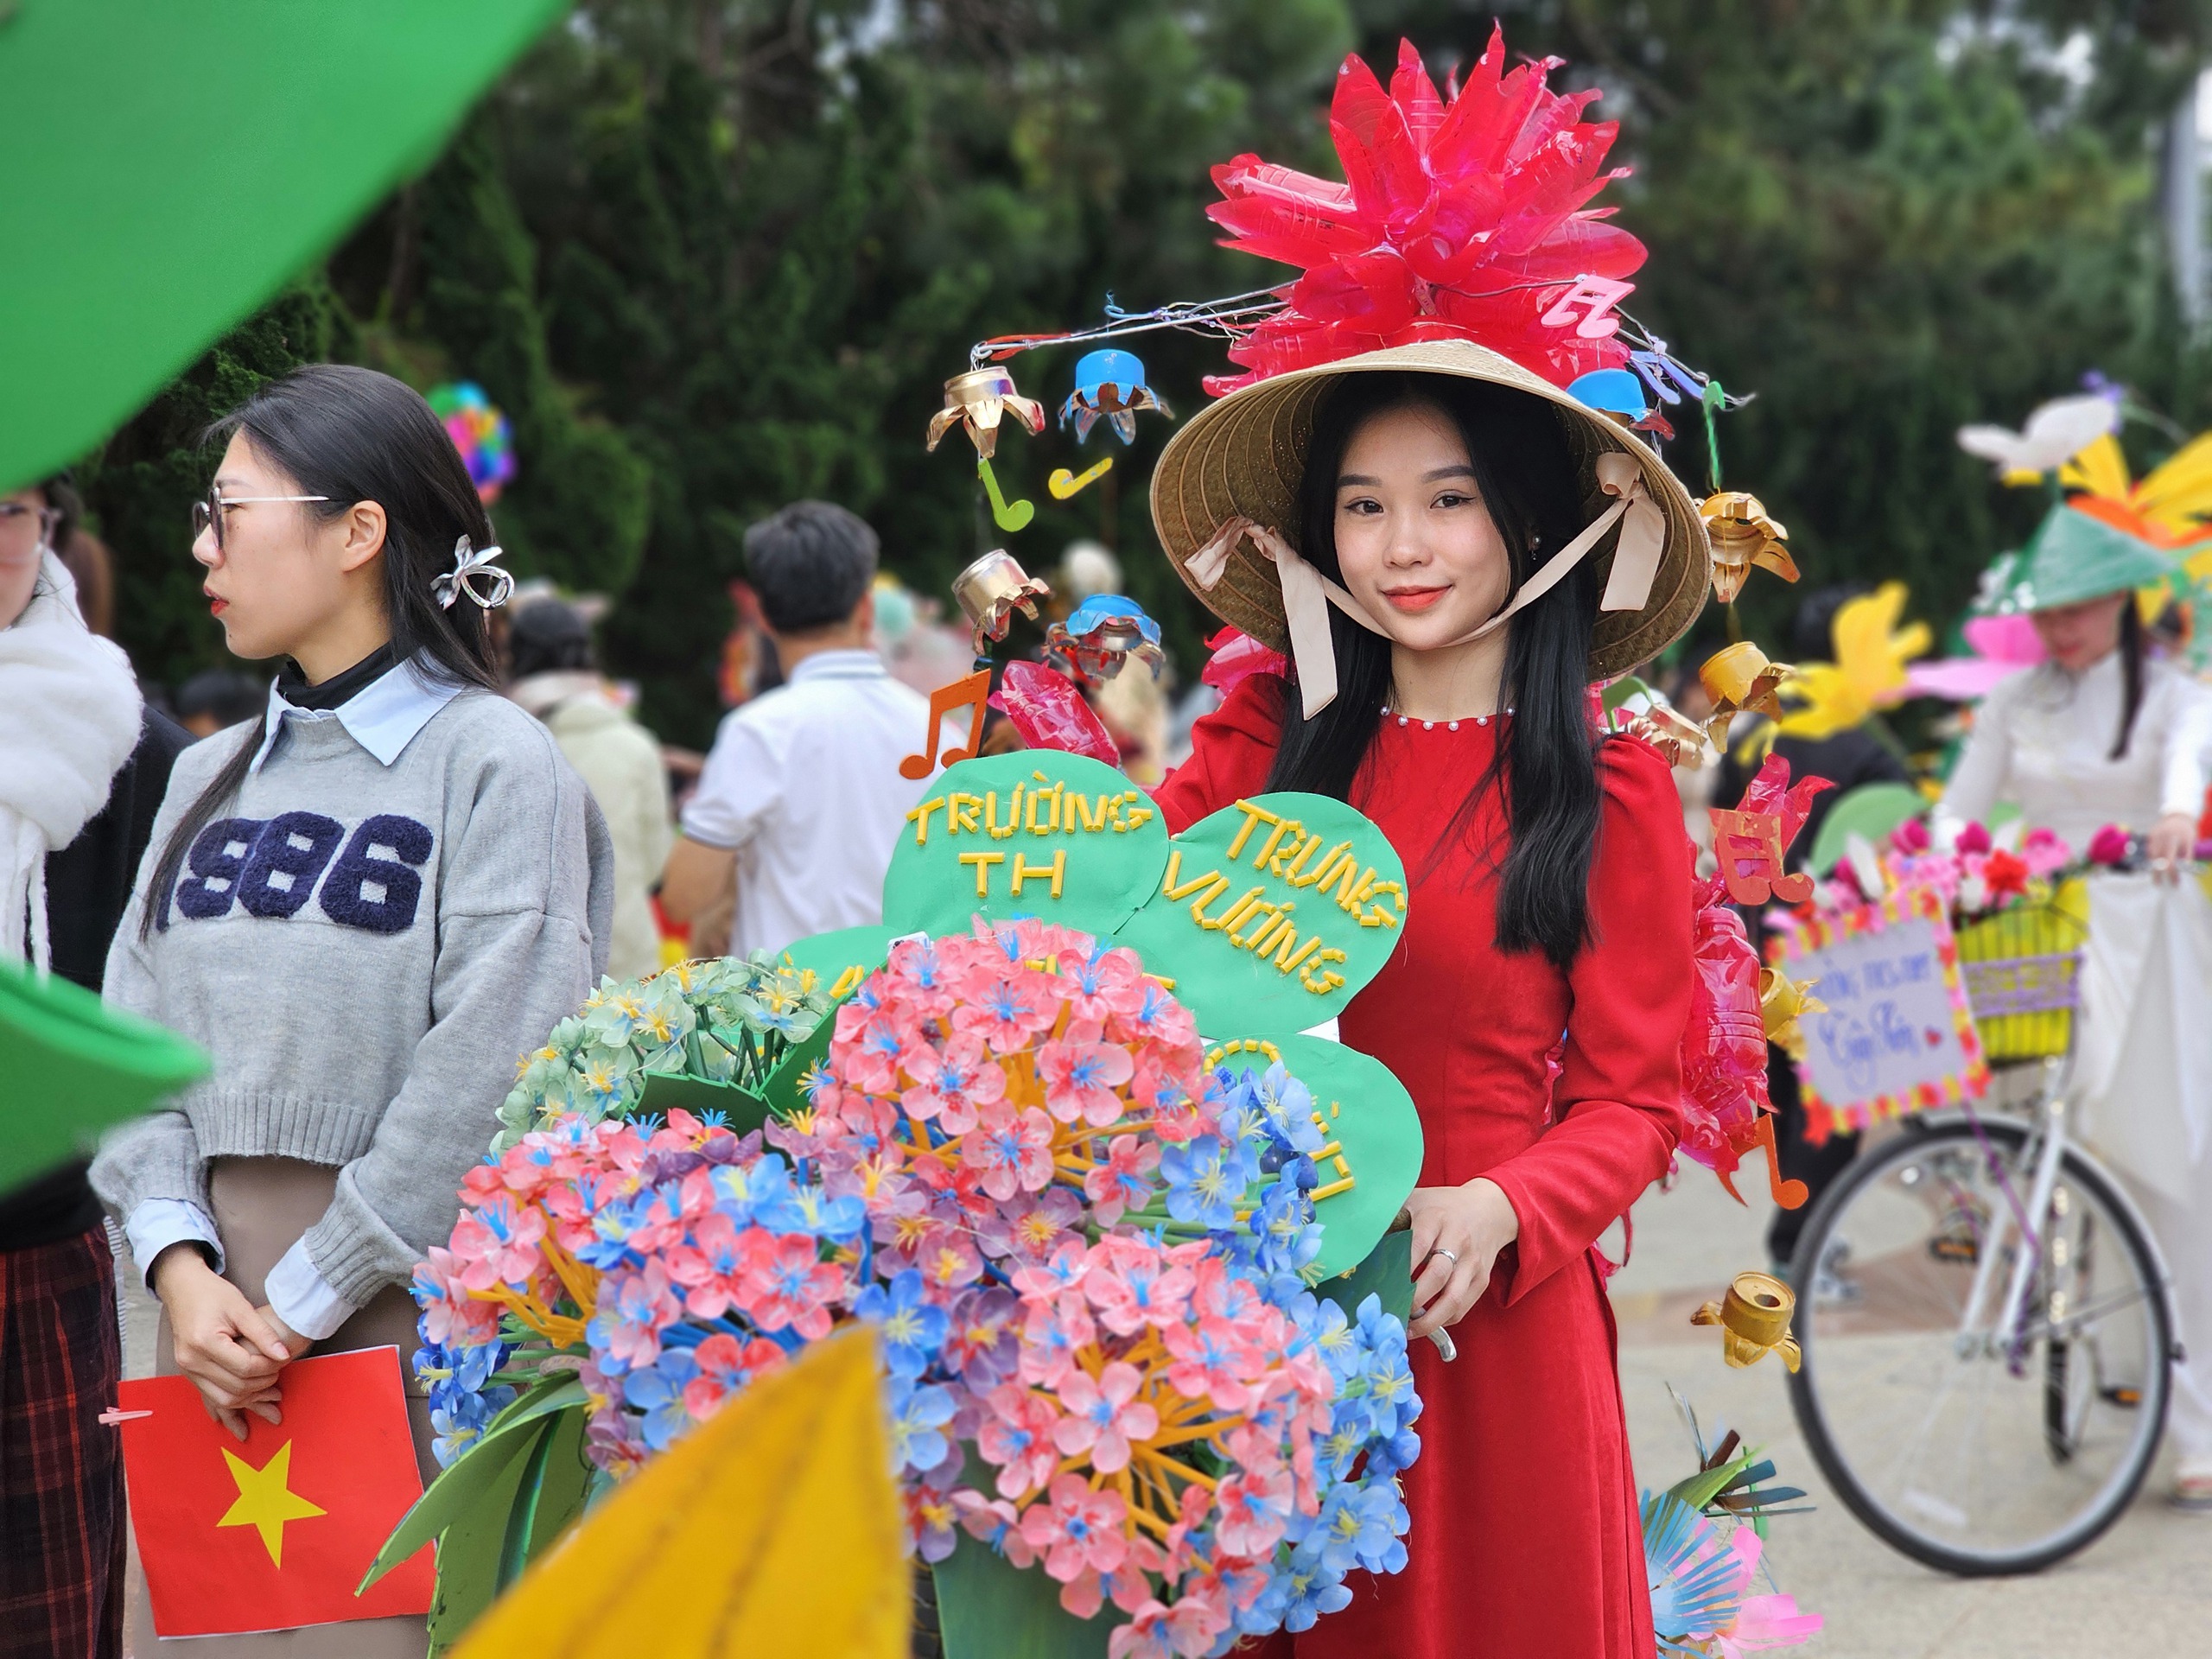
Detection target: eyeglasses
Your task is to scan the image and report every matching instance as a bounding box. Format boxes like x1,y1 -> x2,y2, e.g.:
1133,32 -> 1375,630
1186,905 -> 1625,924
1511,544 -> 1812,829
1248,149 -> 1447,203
0,501 -> 60,550
191,486 -> 332,550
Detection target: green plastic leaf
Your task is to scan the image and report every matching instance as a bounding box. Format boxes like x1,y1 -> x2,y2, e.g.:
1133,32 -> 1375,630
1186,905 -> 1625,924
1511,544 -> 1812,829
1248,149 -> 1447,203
1805,782 -> 1925,876
0,0 -> 569,489
498,1403 -> 593,1590
1223,1033 -> 1424,1277
1667,1448 -> 1762,1516
635,1072 -> 774,1138
760,1010 -> 838,1122
777,925 -> 898,1000
423,1433 -> 537,1656
363,1373 -> 586,1592
0,958 -> 209,1192
933,1535 -> 1118,1659
1318,1228 -> 1414,1327
1114,792 -> 1403,1035
882,753 -> 1167,940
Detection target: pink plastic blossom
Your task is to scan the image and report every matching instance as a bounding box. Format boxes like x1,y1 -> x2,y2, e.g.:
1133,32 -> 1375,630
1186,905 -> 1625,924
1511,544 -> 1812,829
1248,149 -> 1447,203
1051,1362 -> 1160,1473
1038,1031 -> 1138,1126
963,1106 -> 1057,1200
976,1382 -> 1065,1501
1083,1134 -> 1160,1227
951,972 -> 1058,1053
1211,1465 -> 1294,1559
681,1332 -> 787,1421
449,1195 -> 548,1290
898,1031 -> 1007,1134
1020,1472 -> 1131,1582
734,1232 -> 842,1339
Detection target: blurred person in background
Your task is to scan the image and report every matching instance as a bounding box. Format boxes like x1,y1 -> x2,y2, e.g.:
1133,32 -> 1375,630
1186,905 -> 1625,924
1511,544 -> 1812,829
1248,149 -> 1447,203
506,595 -> 672,981
660,501 -> 955,957
1714,585 -> 1910,1278
173,666 -> 267,740
0,471 -> 188,1659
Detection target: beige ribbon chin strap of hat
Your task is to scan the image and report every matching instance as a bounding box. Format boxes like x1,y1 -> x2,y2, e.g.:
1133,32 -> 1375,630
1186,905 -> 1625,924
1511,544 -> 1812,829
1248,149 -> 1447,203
1187,452 -> 1665,718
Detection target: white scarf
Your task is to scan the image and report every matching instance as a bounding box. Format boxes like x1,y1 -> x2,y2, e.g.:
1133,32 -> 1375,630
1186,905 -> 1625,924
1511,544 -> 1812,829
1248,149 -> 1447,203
0,552 -> 143,968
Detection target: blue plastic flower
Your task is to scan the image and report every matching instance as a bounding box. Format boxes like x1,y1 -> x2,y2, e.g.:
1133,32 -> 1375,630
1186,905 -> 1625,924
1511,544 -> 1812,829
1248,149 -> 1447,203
884,1376 -> 957,1476
1161,1135 -> 1242,1230
1314,1480 -> 1403,1576
853,1269 -> 950,1380
623,1349 -> 701,1452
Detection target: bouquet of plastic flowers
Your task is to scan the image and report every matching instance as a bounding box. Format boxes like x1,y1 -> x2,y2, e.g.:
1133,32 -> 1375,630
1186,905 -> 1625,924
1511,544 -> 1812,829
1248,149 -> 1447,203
490,954 -> 833,1153
413,920 -> 1420,1655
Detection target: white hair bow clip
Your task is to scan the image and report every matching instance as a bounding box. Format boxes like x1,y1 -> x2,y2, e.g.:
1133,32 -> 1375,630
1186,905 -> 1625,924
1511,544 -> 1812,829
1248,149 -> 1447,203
432,536 -> 514,611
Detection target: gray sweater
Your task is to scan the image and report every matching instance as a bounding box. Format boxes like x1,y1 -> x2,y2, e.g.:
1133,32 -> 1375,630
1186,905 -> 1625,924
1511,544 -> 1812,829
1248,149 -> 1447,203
90,682 -> 613,1307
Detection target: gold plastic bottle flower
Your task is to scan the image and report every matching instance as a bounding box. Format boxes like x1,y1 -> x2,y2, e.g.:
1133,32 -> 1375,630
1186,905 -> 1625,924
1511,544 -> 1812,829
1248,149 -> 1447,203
1699,641 -> 1794,748
1758,966 -> 1825,1061
925,367 -> 1047,459
1691,1271 -> 1802,1371
1700,493 -> 1798,604
950,549 -> 1052,652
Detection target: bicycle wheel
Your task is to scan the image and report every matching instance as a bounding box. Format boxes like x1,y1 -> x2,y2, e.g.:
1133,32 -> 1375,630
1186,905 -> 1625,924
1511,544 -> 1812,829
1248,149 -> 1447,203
1785,1113 -> 2172,1574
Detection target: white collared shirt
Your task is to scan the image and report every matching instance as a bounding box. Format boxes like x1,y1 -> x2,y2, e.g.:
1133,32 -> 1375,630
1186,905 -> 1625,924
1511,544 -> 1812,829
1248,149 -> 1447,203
681,649 -> 959,957
127,653 -> 463,1341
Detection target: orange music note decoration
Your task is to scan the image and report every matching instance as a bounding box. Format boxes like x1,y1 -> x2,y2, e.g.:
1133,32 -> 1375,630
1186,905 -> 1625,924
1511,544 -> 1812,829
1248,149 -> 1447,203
1715,1114 -> 1809,1210
899,670 -> 990,779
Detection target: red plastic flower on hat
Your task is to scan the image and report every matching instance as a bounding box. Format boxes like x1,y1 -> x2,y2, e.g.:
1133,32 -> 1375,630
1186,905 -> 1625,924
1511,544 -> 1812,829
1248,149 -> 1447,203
1206,31 -> 1644,392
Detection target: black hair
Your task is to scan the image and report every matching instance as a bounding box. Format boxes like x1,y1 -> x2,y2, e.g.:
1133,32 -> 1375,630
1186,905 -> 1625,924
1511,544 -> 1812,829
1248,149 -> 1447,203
742,500 -> 878,633
173,668 -> 267,728
507,597 -> 595,680
2113,598 -> 2145,761
140,364 -> 500,939
1262,372 -> 1604,970
35,470 -> 82,551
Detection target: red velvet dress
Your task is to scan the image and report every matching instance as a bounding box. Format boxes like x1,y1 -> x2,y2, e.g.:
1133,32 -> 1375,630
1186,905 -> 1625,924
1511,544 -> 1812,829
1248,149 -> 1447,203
1154,676 -> 1691,1659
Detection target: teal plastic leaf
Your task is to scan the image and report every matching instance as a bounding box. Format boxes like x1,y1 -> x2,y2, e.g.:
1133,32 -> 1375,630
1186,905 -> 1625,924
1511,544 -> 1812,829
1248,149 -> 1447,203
882,753 -> 1167,940
1113,791 -> 1404,1036
635,1071 -> 774,1137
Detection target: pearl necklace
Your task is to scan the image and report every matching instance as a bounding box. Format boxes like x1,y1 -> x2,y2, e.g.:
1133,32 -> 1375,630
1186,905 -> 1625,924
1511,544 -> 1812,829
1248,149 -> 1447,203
1379,704 -> 1514,732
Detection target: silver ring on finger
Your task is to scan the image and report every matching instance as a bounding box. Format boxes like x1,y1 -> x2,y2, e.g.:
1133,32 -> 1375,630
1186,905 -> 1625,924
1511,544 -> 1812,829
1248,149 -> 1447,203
1429,1248 -> 1459,1266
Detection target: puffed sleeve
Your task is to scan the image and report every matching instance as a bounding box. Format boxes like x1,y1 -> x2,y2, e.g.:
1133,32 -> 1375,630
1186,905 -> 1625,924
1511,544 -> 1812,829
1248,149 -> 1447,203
1486,736 -> 1693,1303
1152,673 -> 1287,834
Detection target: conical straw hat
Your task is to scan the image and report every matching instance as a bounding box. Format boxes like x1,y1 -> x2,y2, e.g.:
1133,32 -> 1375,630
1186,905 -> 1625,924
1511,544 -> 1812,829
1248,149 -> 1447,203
1150,339 -> 1713,682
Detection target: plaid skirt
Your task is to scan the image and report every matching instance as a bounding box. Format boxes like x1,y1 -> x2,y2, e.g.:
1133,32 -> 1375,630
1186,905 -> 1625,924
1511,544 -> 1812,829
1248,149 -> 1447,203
0,1225 -> 124,1659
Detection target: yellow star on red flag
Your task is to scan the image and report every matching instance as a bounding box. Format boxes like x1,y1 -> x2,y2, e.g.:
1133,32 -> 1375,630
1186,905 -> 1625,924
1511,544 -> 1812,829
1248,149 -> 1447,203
217,1440 -> 327,1567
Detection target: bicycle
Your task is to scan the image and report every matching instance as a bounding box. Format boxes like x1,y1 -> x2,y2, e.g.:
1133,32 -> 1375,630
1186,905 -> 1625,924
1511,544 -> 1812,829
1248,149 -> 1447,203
1783,891 -> 2180,1574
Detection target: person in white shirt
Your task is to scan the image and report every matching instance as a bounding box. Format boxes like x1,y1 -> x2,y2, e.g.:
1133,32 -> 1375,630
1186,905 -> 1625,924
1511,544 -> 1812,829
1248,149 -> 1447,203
660,501 -> 956,957
1940,502 -> 2212,1510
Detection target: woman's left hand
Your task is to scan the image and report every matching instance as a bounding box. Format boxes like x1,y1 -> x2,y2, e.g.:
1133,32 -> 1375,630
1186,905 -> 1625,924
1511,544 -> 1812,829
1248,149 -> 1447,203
2147,811 -> 2197,884
1403,1178 -> 1521,1340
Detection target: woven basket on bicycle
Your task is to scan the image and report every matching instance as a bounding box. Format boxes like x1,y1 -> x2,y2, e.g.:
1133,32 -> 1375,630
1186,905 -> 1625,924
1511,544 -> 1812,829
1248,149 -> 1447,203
1952,883 -> 2088,1062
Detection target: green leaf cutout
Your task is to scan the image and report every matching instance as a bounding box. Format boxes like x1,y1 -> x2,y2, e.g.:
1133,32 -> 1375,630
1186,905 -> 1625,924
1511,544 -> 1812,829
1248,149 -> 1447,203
635,1072 -> 775,1138
933,1535 -> 1119,1659
882,753 -> 1167,940
1211,1032 -> 1425,1278
1113,792 -> 1404,1036
1318,1228 -> 1414,1328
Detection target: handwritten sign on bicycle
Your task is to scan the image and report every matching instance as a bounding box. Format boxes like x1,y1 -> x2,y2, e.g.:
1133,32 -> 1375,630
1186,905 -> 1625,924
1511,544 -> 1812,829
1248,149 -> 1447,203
1773,883 -> 1989,1137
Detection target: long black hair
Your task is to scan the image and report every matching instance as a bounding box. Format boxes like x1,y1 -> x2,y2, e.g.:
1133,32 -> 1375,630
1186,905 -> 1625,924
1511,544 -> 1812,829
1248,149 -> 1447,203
1262,372 -> 1605,969
141,364 -> 500,938
2112,598 -> 2145,761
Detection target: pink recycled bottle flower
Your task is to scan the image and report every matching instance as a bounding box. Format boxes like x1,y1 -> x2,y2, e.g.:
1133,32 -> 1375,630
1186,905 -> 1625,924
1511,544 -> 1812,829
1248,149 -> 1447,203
1206,31 -> 1646,392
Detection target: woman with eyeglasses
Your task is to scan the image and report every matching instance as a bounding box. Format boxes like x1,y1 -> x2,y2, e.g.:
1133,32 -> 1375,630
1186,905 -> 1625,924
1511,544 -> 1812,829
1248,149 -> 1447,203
0,469 -> 185,1659
90,364 -> 613,1656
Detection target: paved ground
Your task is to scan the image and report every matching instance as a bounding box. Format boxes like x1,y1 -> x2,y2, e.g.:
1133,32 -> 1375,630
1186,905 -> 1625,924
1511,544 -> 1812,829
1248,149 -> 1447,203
1611,1166 -> 2212,1657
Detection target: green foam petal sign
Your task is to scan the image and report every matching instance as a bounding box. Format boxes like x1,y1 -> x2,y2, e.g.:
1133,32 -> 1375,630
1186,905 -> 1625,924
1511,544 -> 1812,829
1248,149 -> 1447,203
0,0 -> 568,490
1115,792 -> 1405,1035
1211,1033 -> 1425,1278
0,957 -> 209,1193
881,753 -> 1167,939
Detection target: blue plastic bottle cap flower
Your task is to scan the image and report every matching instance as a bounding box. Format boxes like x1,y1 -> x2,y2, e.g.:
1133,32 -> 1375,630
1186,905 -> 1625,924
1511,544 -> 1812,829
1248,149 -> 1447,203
1045,593 -> 1166,683
1567,367 -> 1649,425
1060,348 -> 1172,445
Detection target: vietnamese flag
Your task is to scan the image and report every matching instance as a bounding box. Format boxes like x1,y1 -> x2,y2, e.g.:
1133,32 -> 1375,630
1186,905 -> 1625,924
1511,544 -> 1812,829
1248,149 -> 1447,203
118,1346 -> 435,1637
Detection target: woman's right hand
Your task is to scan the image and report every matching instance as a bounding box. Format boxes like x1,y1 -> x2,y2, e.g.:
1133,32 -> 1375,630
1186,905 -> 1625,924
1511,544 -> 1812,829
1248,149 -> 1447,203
149,1243 -> 296,1440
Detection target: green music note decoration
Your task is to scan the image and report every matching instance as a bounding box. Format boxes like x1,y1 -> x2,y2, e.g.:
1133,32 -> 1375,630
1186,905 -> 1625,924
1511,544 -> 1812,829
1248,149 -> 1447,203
976,458 -> 1034,532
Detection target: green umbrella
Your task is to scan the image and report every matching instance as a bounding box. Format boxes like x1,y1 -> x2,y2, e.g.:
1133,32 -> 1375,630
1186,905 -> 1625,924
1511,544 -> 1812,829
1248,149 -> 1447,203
0,958 -> 209,1192
0,0 -> 567,491
1975,504 -> 2176,616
